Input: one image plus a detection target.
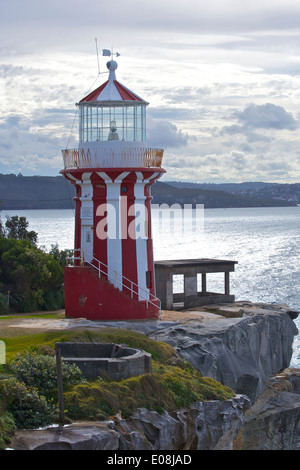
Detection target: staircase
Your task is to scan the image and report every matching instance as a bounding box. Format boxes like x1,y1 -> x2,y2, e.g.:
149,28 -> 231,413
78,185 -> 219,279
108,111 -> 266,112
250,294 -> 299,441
64,249 -> 161,321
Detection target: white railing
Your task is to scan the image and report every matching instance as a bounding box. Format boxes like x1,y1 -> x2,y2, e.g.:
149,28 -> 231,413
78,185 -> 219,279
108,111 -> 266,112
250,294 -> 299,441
68,249 -> 161,314
61,145 -> 164,170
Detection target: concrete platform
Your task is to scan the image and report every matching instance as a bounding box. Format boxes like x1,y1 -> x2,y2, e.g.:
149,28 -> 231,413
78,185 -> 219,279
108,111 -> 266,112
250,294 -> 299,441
155,258 -> 238,309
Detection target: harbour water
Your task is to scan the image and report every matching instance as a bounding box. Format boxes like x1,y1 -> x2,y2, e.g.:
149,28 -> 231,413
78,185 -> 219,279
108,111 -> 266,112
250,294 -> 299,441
2,205 -> 300,367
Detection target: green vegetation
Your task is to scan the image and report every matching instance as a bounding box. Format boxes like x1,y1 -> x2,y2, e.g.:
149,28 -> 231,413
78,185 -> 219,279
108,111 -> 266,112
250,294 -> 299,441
4,215 -> 38,246
0,237 -> 65,313
0,325 -> 234,448
10,351 -> 84,398
0,412 -> 16,450
0,215 -> 69,314
2,328 -> 176,364
64,364 -> 233,421
0,378 -> 57,430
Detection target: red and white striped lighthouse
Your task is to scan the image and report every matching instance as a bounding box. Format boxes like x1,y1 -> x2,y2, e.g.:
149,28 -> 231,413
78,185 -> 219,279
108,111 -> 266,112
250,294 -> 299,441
60,57 -> 165,320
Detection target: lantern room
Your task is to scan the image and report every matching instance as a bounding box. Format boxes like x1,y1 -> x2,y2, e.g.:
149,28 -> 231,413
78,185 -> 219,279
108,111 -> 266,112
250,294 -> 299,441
78,60 -> 147,144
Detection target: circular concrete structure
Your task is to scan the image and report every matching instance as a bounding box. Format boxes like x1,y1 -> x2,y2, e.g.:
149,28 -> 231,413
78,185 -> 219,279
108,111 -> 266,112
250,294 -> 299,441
55,342 -> 152,380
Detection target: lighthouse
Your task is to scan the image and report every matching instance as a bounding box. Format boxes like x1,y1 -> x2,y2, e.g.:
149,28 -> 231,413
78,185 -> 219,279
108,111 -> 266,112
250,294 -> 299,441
60,57 -> 165,320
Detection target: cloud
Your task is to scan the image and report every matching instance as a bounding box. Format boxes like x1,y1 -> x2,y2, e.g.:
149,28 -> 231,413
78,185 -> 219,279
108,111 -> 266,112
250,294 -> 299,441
220,103 -> 298,149
147,118 -> 191,149
0,113 -> 65,175
3,1 -> 300,39
234,103 -> 298,131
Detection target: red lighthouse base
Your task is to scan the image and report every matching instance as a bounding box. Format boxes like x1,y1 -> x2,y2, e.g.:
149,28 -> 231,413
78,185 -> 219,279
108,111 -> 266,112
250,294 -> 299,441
64,266 -> 160,321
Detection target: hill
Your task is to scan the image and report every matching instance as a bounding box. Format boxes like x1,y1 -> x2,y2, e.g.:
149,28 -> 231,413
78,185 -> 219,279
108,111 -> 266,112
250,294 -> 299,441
0,173 -> 297,210
165,181 -> 300,205
152,181 -> 296,208
0,174 -> 75,210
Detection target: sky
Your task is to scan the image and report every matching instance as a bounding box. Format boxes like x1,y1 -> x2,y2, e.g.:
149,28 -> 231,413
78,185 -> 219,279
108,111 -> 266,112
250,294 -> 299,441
1,0 -> 300,183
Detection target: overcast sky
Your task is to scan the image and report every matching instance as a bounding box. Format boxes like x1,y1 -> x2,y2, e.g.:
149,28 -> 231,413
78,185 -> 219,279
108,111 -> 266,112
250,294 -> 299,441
1,0 -> 300,183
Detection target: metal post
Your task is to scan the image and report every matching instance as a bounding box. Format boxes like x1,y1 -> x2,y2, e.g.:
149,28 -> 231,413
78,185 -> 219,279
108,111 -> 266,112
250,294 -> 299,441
55,346 -> 65,423
202,273 -> 207,296
225,272 -> 230,297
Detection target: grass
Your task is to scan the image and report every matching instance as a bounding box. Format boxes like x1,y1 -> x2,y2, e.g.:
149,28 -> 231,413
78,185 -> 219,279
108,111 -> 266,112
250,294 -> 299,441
0,313 -> 63,322
0,312 -> 64,320
0,326 -> 179,388
1,327 -> 177,364
64,364 -> 234,421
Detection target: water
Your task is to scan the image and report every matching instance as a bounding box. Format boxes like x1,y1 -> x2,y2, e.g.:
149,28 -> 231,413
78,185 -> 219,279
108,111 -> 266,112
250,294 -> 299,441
2,206 -> 300,367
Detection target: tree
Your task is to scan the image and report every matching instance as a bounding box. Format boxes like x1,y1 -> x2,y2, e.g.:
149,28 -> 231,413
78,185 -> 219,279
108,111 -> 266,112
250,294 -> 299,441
0,220 -> 5,237
49,243 -> 73,268
0,238 -> 64,313
5,216 -> 38,246
0,216 -> 66,313
0,205 -> 5,237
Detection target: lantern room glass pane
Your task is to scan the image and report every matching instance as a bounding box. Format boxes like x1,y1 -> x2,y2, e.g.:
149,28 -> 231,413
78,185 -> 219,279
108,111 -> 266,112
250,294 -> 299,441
79,103 -> 146,143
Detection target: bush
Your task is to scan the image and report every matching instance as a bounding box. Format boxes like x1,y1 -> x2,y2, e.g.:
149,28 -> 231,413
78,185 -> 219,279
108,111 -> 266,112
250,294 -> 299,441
0,412 -> 16,450
0,237 -> 64,312
10,352 -> 84,398
0,378 -> 55,429
64,365 -> 235,421
43,287 -> 65,311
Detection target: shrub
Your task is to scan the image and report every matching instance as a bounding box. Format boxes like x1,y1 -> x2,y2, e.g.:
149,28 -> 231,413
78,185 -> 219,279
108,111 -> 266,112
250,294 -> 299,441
64,365 -> 235,421
0,378 -> 55,429
10,352 -> 84,398
0,412 -> 16,450
0,237 -> 64,312
43,287 -> 65,311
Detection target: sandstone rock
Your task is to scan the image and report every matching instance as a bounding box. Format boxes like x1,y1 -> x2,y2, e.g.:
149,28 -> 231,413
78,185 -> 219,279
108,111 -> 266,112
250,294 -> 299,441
112,394 -> 250,450
10,395 -> 250,451
150,304 -> 298,403
234,368 -> 300,450
10,422 -> 119,450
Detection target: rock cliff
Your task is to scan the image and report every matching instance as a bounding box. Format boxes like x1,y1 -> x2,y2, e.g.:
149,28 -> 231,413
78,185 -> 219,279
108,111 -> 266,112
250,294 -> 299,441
150,302 -> 299,403
234,368 -> 300,450
10,395 -> 251,450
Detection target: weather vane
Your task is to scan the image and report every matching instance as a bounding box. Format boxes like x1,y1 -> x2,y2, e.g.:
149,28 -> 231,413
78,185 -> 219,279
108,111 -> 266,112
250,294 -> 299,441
102,48 -> 121,59
95,38 -> 121,75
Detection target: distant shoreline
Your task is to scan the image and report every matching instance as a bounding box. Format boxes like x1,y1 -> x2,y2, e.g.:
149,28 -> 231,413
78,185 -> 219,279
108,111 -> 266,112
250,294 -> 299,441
0,174 -> 299,210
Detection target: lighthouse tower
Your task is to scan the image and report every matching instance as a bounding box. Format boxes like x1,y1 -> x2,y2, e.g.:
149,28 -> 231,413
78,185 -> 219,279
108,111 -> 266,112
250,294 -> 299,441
60,58 -> 165,320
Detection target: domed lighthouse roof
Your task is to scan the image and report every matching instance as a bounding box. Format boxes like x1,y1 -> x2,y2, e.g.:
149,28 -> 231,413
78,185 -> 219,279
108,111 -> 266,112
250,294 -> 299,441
79,60 -> 148,104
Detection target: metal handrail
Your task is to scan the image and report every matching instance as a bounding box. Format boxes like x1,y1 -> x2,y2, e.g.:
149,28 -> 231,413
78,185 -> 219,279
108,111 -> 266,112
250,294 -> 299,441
68,249 -> 161,312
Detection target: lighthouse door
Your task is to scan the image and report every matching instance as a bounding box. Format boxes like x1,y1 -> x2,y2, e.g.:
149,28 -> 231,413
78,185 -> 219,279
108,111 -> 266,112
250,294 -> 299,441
80,178 -> 93,264
81,225 -> 93,263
